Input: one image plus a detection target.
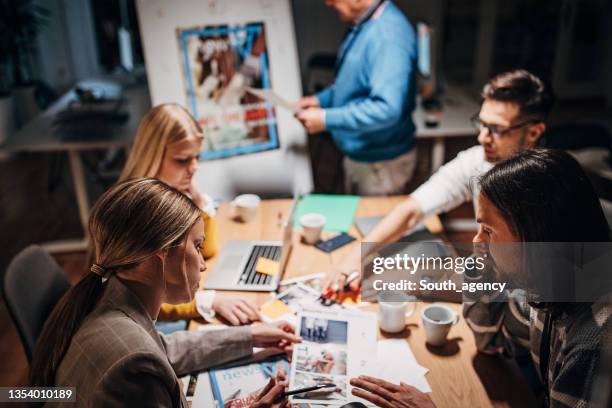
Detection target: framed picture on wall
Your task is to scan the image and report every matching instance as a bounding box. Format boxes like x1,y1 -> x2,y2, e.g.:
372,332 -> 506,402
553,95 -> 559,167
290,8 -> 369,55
176,22 -> 280,160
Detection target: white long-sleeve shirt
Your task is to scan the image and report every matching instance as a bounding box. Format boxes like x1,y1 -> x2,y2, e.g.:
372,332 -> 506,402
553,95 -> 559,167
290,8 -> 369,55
411,145 -> 493,217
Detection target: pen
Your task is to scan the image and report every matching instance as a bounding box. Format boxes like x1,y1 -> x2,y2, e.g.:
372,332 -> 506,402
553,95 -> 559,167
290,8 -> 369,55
282,383 -> 336,397
280,272 -> 325,286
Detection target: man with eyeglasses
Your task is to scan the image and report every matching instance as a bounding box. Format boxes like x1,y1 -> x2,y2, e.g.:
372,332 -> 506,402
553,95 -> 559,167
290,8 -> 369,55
326,69 -> 554,289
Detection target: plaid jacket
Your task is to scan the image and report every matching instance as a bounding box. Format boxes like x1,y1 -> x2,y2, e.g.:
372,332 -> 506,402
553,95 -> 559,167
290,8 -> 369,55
49,276 -> 252,407
464,291 -> 611,408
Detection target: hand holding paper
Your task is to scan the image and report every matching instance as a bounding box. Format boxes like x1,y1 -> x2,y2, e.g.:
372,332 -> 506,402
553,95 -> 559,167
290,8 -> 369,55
295,95 -> 320,110
296,107 -> 326,134
246,87 -> 301,113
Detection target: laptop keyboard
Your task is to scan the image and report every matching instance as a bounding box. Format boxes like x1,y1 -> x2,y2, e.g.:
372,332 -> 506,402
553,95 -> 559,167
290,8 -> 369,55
238,245 -> 281,286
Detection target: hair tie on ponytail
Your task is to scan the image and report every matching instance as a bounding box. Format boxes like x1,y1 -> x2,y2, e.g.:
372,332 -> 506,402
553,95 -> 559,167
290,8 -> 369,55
90,264 -> 111,283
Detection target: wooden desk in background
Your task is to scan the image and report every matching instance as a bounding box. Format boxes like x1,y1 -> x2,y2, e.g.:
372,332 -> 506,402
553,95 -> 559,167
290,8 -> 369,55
192,197 -> 538,408
0,85 -> 151,253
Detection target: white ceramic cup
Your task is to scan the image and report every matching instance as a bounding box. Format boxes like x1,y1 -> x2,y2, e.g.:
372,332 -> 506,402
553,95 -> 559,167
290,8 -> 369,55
378,301 -> 416,333
231,194 -> 260,222
299,213 -> 326,244
421,304 -> 459,346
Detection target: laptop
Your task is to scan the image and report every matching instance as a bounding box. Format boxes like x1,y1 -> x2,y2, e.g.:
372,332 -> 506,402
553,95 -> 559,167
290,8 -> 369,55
204,197 -> 297,292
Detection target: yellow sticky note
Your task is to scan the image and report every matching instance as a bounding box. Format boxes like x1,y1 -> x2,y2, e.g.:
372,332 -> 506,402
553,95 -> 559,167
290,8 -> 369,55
260,300 -> 291,319
255,257 -> 280,276
342,296 -> 359,306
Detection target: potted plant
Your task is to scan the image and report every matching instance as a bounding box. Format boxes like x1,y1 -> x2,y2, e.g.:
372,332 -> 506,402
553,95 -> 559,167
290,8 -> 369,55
0,0 -> 49,130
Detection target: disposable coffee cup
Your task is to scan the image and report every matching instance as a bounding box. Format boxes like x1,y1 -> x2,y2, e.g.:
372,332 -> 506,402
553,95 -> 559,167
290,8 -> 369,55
231,194 -> 260,222
299,213 -> 326,244
421,304 -> 459,346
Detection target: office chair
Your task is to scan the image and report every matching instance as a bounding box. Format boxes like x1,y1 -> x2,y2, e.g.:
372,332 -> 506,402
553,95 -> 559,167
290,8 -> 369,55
544,123 -> 612,200
1,245 -> 70,362
601,199 -> 612,233
543,123 -> 612,164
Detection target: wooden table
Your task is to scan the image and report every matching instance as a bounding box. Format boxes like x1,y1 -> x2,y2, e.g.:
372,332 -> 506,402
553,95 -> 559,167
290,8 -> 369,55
194,197 -> 538,408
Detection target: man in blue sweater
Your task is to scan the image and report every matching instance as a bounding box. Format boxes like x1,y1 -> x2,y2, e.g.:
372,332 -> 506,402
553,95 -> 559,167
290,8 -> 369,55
296,0 -> 418,195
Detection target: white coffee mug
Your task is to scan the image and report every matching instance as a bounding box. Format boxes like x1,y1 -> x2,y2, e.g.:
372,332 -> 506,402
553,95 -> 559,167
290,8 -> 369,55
231,194 -> 260,222
378,301 -> 416,333
300,213 -> 326,244
421,304 -> 459,346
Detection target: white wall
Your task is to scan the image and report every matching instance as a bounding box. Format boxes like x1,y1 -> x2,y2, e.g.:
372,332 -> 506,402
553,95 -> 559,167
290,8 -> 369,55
136,0 -> 312,200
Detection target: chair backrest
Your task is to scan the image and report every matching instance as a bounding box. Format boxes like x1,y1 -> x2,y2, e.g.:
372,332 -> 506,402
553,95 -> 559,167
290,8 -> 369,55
1,245 -> 70,362
601,199 -> 612,233
543,123 -> 612,153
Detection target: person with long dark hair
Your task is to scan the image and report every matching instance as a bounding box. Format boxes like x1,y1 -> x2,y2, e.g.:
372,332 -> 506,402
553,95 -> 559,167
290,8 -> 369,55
30,178 -> 301,407
465,149 -> 610,408
349,149 -> 611,407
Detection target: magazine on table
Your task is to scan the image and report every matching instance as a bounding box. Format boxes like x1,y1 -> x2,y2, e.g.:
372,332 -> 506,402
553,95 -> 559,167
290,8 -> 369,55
209,355 -> 290,408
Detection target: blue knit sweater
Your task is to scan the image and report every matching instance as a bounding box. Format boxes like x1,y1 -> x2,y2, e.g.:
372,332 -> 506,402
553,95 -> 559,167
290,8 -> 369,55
316,1 -> 417,162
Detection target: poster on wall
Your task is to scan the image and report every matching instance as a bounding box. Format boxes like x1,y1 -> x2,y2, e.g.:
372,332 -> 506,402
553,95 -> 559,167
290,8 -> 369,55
176,22 -> 279,160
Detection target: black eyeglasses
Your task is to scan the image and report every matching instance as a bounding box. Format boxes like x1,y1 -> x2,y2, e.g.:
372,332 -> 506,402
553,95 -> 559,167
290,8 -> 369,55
470,114 -> 538,139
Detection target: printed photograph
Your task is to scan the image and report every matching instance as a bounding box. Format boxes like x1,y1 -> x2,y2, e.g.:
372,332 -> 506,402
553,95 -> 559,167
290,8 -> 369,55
176,21 -> 279,160
299,317 -> 348,344
295,342 -> 348,375
277,284 -> 320,312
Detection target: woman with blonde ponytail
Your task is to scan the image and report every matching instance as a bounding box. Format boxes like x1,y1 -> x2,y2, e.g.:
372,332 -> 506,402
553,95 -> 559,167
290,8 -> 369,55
119,104 -> 260,325
30,178 -> 299,407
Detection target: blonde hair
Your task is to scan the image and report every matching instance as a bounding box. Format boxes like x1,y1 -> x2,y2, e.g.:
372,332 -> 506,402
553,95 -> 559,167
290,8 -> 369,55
31,178 -> 201,386
119,103 -> 204,181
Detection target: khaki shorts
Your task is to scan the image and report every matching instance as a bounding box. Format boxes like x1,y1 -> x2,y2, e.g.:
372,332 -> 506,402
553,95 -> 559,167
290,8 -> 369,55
344,149 -> 417,196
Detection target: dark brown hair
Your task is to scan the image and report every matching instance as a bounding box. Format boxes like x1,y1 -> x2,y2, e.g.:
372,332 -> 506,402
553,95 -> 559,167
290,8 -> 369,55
480,149 -> 610,307
482,69 -> 554,123
480,148 -> 609,242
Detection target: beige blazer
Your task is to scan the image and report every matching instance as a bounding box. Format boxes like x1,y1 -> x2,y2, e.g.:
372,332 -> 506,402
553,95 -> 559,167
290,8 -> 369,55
48,276 -> 253,407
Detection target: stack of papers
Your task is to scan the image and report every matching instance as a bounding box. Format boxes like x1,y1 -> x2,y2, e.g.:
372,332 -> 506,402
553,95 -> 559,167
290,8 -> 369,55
365,339 -> 431,393
260,283 -> 348,327
188,327 -> 431,407
289,308 -> 378,407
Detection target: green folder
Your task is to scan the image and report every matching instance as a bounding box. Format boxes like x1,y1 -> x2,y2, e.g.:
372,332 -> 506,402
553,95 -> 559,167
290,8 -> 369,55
294,194 -> 360,233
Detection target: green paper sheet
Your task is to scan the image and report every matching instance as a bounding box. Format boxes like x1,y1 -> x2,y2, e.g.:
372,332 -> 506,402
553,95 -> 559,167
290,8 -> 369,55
294,194 -> 360,233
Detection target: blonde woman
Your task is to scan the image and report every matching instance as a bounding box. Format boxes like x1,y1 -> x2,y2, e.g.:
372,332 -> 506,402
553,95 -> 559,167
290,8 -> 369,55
31,178 -> 298,406
119,104 -> 259,325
